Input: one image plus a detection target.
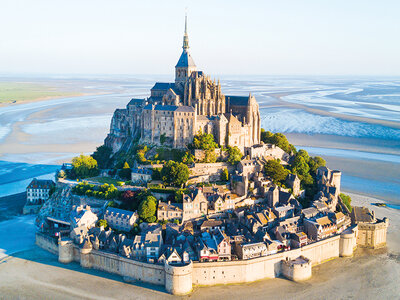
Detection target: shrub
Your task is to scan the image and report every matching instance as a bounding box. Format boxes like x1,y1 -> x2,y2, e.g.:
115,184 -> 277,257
340,193 -> 352,212
221,168 -> 229,181
71,154 -> 99,179
161,160 -> 189,187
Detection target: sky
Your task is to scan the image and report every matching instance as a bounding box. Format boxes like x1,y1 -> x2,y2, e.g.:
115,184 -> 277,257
0,0 -> 399,76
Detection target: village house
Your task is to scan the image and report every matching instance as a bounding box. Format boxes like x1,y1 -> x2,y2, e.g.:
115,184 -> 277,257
304,216 -> 337,241
70,205 -> 98,229
157,201 -> 183,222
24,178 -> 55,214
235,241 -> 267,260
182,188 -> 208,221
104,207 -> 138,232
131,167 -> 153,183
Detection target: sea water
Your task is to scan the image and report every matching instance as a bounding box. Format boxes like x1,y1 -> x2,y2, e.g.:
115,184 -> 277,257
0,75 -> 399,204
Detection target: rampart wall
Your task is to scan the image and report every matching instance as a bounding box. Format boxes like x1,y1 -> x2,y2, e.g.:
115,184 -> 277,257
35,232 -> 58,255
35,224 -> 381,295
191,235 -> 340,286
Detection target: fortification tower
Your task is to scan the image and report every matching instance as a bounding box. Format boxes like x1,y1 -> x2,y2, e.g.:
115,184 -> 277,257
331,170 -> 342,195
80,238 -> 93,268
175,14 -> 197,89
58,237 -> 73,264
164,261 -> 193,295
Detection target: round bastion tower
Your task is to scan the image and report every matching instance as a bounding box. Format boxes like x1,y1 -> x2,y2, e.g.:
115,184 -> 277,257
164,261 -> 193,295
339,225 -> 358,257
58,237 -> 74,264
80,238 -> 93,268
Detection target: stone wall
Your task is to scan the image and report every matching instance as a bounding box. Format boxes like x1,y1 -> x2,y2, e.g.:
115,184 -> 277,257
35,232 -> 59,255
36,224 -> 386,295
357,218 -> 389,248
189,162 -> 234,183
191,235 -> 340,286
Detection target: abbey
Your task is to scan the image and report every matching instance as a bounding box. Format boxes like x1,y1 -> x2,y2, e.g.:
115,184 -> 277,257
105,16 -> 261,152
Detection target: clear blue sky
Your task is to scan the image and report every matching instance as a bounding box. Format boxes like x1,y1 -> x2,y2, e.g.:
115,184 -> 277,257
1,0 -> 399,76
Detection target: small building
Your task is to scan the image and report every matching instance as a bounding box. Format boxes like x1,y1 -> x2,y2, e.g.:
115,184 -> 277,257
302,207 -> 319,219
200,219 -> 224,233
70,205 -> 98,229
144,229 -> 163,263
104,207 -> 138,232
286,173 -> 301,197
273,205 -> 295,221
182,188 -> 208,221
157,201 -> 183,222
304,216 -> 337,241
131,167 -> 153,183
291,232 -> 308,248
235,242 -> 267,260
24,178 -> 55,214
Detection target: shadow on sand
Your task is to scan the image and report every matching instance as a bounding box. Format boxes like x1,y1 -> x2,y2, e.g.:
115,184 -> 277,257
2,246 -> 171,296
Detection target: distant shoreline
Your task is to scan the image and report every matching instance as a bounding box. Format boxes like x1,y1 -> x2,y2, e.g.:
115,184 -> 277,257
0,91 -> 107,108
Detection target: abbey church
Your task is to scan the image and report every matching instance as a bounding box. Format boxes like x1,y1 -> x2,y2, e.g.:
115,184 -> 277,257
105,16 -> 261,152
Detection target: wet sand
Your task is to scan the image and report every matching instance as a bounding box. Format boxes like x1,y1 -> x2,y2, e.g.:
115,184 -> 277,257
0,193 -> 398,300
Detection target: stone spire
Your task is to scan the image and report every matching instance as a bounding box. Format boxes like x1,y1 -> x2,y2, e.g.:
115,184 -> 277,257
183,13 -> 189,51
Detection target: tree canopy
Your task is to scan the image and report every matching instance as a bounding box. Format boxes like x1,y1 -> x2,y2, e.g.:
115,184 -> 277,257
118,161 -> 131,180
191,131 -> 218,151
161,160 -> 189,187
340,193 -> 352,212
138,195 -> 157,223
260,129 -> 295,154
97,219 -> 108,229
264,159 -> 289,184
220,168 -> 229,181
226,146 -> 242,165
71,154 -> 99,179
92,145 -> 112,169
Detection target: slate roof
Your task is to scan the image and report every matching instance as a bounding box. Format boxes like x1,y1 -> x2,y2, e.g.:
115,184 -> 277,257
151,82 -> 175,90
27,179 -> 55,190
226,95 -> 249,106
350,206 -> 375,223
128,98 -> 145,106
131,167 -> 153,175
176,106 -> 195,112
105,207 -> 136,219
143,104 -> 178,111
175,50 -> 196,68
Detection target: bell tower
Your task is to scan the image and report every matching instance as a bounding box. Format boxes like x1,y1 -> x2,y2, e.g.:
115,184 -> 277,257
175,14 -> 197,88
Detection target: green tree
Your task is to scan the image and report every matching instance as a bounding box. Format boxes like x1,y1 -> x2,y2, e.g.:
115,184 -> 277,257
340,193 -> 352,212
160,133 -> 166,145
71,154 -> 99,179
138,195 -> 157,222
260,129 -> 293,154
151,167 -> 162,180
264,159 -> 289,184
191,131 -> 218,150
308,156 -> 326,174
161,160 -> 189,187
174,189 -> 185,203
118,161 -> 131,180
292,155 -> 310,176
226,146 -> 242,165
221,168 -> 229,181
57,170 -> 66,179
136,146 -> 148,163
97,219 -> 108,228
92,145 -> 112,169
